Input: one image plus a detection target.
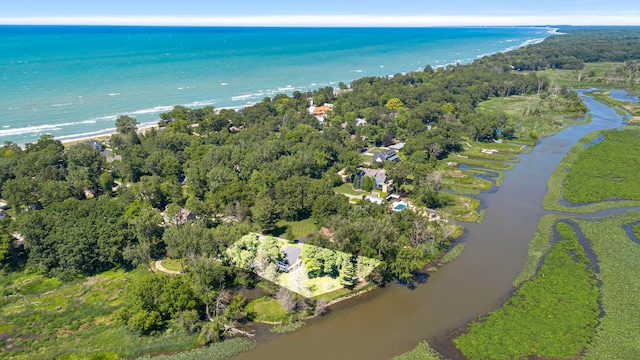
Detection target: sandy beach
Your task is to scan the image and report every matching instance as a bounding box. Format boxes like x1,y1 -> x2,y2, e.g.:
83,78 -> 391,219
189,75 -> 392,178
60,124 -> 158,147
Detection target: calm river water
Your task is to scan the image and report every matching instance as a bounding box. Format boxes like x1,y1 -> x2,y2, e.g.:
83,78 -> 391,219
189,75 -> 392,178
234,92 -> 626,360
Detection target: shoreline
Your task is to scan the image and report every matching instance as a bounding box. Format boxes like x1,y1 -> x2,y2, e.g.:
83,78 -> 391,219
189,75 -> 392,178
59,124 -> 158,147
2,28 -> 552,147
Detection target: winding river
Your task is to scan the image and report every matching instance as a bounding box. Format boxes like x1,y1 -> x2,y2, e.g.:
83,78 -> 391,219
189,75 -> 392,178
234,92 -> 628,360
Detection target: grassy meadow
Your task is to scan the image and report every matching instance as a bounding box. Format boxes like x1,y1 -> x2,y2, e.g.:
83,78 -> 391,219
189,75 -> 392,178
0,269 -> 205,359
533,62 -> 640,90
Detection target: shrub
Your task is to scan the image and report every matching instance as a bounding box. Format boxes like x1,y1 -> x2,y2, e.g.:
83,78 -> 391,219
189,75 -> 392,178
127,310 -> 165,335
198,319 -> 225,345
175,310 -> 201,335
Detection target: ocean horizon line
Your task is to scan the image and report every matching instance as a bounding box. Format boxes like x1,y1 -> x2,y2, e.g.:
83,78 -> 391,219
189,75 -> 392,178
2,14 -> 640,27
0,24 -> 558,29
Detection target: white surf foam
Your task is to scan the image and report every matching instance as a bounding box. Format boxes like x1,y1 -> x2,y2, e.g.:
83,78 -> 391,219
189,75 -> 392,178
231,94 -> 254,101
127,105 -> 174,115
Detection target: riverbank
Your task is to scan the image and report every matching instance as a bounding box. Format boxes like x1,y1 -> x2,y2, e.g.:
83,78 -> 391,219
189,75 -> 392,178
436,103 -> 640,359
383,91 -> 631,360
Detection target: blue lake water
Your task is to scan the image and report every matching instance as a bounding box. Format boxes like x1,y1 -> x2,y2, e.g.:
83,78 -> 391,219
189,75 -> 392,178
0,26 -> 554,145
608,89 -> 639,102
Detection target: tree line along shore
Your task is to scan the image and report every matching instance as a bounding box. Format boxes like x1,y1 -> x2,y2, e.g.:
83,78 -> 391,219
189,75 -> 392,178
1,26 -> 640,359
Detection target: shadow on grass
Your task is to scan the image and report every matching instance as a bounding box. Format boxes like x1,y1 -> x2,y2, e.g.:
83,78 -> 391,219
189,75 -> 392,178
270,225 -> 288,238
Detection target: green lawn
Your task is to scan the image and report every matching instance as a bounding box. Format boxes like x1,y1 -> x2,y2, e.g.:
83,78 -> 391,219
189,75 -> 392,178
275,218 -> 318,240
278,266 -> 343,298
333,183 -> 367,196
366,147 -> 387,154
246,297 -> 288,323
359,153 -> 373,163
160,258 -> 183,272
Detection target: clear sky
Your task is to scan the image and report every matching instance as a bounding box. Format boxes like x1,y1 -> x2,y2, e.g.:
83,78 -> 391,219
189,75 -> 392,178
2,0 -> 640,26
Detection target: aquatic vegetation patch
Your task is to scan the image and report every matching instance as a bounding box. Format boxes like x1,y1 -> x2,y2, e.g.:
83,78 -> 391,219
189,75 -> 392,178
454,222 -> 599,359
437,193 -> 480,222
564,129 -> 640,203
137,338 -> 256,360
391,341 -> 445,360
440,168 -> 493,195
544,129 -> 640,213
577,211 -> 640,359
440,243 -> 466,264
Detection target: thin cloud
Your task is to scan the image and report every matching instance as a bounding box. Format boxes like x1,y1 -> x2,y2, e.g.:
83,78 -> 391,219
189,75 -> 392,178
2,14 -> 640,27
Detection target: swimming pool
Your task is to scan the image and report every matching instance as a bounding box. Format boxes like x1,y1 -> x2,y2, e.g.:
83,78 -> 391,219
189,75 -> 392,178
393,203 -> 406,211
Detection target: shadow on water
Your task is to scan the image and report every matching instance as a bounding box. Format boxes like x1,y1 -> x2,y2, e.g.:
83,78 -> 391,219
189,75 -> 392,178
234,91 -> 629,360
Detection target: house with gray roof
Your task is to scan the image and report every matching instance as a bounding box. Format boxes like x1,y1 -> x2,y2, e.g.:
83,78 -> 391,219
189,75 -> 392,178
354,167 -> 393,193
372,149 -> 400,163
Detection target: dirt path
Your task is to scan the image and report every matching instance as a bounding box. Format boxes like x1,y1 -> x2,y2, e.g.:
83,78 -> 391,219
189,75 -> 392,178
155,260 -> 181,275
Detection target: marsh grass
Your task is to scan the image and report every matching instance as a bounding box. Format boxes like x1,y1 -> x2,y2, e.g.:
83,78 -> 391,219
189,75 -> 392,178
391,341 -> 445,360
270,321 -> 305,334
513,214 -> 564,286
587,90 -> 640,118
574,211 -> 640,359
544,129 -> 640,213
136,338 -> 256,360
440,168 -> 492,195
454,222 -> 599,360
441,243 -> 466,264
478,94 -> 585,139
442,155 -> 513,171
437,193 -> 480,222
534,62 -> 638,89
